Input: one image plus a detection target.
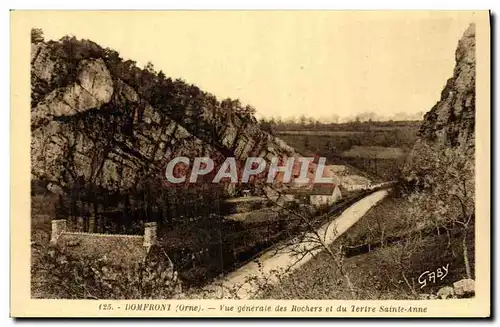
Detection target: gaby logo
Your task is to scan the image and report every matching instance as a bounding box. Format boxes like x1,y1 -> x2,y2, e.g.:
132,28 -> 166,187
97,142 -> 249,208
165,156 -> 335,184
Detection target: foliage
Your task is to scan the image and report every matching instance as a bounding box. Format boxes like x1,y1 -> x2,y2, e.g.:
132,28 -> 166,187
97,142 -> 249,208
404,141 -> 475,278
405,142 -> 474,226
31,28 -> 44,43
32,245 -> 182,299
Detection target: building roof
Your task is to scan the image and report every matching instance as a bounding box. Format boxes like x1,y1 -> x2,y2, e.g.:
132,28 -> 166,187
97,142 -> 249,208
283,183 -> 338,196
223,196 -> 266,203
309,183 -> 338,195
56,232 -> 147,266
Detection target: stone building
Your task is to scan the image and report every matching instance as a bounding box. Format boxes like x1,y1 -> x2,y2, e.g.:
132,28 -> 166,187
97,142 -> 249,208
283,183 -> 343,208
308,184 -> 343,207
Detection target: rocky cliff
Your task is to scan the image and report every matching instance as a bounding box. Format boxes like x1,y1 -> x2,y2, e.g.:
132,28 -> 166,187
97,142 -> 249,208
404,23 -> 476,195
418,23 -> 475,151
31,36 -> 296,197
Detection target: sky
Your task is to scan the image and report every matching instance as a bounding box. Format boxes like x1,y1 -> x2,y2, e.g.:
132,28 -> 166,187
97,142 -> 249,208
26,11 -> 475,120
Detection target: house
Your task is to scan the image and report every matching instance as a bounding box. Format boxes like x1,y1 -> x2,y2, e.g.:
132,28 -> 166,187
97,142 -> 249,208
339,174 -> 372,192
282,183 -> 342,208
50,219 -> 175,273
342,184 -> 369,192
309,184 -> 343,207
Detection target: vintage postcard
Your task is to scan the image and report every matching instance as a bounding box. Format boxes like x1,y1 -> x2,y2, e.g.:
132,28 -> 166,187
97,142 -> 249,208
11,10 -> 490,317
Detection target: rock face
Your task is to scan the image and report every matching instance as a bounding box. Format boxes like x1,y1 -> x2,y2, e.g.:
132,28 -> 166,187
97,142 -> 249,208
31,37 -> 296,197
418,24 -> 476,152
32,59 -> 114,128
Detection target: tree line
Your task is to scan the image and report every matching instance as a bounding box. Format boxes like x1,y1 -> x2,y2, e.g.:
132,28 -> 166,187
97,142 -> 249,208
259,115 -> 422,134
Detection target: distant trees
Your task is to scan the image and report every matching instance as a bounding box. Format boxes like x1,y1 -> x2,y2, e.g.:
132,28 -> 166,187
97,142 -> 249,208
258,114 -> 422,133
330,114 -> 340,124
259,118 -> 274,134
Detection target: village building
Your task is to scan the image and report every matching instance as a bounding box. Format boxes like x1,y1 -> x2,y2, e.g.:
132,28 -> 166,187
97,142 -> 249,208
308,184 -> 343,207
338,174 -> 372,193
283,183 -> 343,208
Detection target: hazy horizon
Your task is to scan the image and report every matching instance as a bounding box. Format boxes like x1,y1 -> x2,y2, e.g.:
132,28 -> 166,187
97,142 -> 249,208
28,11 -> 473,120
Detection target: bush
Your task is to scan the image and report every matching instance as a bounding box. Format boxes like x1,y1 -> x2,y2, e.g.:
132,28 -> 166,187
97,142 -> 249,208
32,245 -> 182,299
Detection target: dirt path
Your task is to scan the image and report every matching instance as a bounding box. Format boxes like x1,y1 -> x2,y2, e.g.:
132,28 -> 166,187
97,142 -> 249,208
199,189 -> 389,299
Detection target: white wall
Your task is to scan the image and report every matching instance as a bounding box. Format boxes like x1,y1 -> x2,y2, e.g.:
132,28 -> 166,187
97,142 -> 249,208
310,186 -> 342,207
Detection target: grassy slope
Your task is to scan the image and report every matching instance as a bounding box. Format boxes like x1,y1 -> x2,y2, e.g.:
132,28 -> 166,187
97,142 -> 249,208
259,195 -> 475,300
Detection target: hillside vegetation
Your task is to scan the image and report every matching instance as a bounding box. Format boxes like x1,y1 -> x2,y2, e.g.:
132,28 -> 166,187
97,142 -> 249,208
30,29 -> 299,296
259,24 -> 476,300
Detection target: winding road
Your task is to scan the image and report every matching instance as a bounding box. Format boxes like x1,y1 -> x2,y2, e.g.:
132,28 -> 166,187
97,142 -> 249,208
199,188 -> 389,299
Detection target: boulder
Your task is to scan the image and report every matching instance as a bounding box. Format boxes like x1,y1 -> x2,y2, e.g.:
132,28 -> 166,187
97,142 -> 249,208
453,279 -> 475,297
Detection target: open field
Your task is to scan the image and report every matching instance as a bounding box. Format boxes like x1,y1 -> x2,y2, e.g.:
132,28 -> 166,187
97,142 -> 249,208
277,130 -> 366,136
342,146 -> 405,160
276,123 -> 419,180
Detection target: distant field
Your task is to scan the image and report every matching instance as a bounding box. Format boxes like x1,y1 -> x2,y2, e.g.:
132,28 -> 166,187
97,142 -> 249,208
276,126 -> 416,136
277,131 -> 365,136
275,123 -> 419,180
342,146 -> 405,160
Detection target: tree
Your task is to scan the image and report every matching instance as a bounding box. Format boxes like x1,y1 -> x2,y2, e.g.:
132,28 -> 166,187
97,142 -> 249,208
157,70 -> 166,81
31,28 -> 44,44
262,192 -> 358,298
238,105 -> 257,122
303,136 -> 310,149
259,118 -> 273,134
215,189 -> 358,300
144,61 -> 155,74
299,115 -> 307,126
221,98 -> 238,125
405,142 -> 475,278
307,117 -> 316,126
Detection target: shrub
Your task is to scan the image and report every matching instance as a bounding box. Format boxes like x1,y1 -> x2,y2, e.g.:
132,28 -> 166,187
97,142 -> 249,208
32,245 -> 182,299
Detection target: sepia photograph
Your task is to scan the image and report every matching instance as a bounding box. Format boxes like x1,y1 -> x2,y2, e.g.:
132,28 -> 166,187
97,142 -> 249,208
10,10 -> 491,317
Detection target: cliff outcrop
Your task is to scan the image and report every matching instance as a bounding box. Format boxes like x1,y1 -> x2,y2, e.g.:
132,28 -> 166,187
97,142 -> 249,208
418,23 -> 475,152
31,36 -> 296,197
